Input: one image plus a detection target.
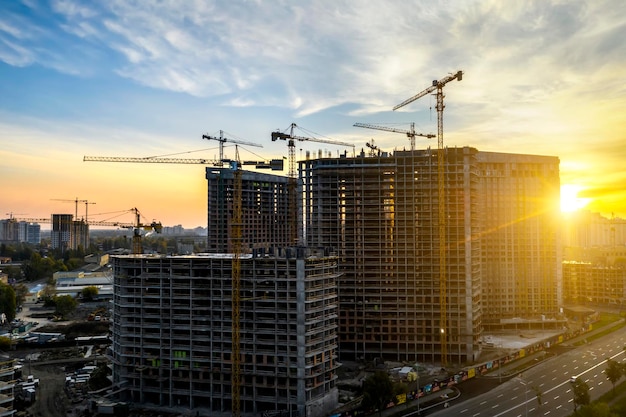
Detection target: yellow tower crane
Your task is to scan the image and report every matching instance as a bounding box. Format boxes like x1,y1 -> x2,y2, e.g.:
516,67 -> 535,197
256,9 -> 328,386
393,70 -> 463,366
353,122 -> 435,150
271,123 -> 355,244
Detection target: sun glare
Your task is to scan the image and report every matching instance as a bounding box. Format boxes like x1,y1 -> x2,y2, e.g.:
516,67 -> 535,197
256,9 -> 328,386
561,184 -> 590,213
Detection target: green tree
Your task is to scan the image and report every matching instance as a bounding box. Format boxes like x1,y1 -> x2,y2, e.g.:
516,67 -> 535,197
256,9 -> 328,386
54,295 -> 77,320
572,377 -> 590,412
13,283 -> 29,307
605,359 -> 623,395
40,284 -> 57,305
361,371 -> 394,417
81,286 -> 99,301
0,336 -> 12,351
0,282 -> 16,322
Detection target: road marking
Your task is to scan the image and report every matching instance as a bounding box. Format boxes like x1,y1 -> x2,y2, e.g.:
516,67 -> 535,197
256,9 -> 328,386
480,401 -> 486,405
556,405 -> 562,409
544,411 -> 551,415
492,404 -> 499,409
497,393 -> 503,398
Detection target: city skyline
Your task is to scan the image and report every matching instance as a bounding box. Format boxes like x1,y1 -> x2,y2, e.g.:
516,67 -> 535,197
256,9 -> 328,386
1,1 -> 625,229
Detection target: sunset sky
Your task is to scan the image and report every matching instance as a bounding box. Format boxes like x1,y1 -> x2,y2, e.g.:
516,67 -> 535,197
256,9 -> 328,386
1,0 -> 625,229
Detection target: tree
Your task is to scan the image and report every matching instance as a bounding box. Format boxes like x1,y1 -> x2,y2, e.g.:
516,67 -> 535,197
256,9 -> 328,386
54,295 -> 77,320
40,284 -> 57,305
81,286 -> 99,301
605,359 -> 623,395
0,282 -> 16,322
572,377 -> 590,412
13,283 -> 29,307
0,336 -> 12,351
531,385 -> 543,406
361,371 -> 395,416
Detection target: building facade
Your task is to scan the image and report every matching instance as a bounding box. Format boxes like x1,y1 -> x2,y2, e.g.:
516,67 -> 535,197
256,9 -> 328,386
476,152 -> 561,329
301,147 -> 483,365
0,359 -> 16,416
110,252 -> 340,417
51,214 -> 73,251
206,168 -> 292,253
300,147 -> 561,365
563,261 -> 626,305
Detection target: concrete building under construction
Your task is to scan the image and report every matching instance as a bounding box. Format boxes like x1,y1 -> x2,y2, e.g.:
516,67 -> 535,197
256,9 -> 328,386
110,251 -> 340,417
206,168 -> 292,253
476,152 -> 561,330
300,147 -> 561,365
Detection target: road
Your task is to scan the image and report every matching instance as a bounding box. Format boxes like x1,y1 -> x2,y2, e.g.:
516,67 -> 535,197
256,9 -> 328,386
428,326 -> 626,417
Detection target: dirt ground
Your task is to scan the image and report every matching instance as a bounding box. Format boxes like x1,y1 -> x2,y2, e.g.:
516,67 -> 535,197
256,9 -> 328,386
14,350 -> 96,417
25,363 -> 72,417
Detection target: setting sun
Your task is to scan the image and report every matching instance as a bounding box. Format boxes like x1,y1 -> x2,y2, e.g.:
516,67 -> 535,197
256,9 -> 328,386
561,184 -> 590,213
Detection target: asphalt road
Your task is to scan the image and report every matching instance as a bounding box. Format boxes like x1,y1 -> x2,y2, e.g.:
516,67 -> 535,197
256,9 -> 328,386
427,326 -> 626,417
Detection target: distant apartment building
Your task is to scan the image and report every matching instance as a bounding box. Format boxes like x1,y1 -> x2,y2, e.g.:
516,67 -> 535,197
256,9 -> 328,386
562,210 -> 626,249
563,261 -> 626,305
476,152 -> 561,329
0,219 -> 41,244
110,252 -> 339,417
19,222 -> 41,245
49,214 -> 89,251
51,214 -> 73,250
206,168 -> 291,253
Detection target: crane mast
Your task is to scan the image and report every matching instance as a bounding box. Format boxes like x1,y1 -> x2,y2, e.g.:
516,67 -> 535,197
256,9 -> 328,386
230,149 -> 243,417
353,122 -> 435,150
394,70 -> 463,366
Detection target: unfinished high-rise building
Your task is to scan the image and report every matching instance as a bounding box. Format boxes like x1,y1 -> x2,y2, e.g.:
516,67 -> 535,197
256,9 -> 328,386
301,147 -> 561,365
476,152 -> 561,329
206,168 -> 292,253
301,147 -> 482,364
110,251 -> 340,417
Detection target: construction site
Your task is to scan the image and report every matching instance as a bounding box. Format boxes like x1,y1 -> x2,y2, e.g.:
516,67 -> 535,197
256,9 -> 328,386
2,71 -> 565,417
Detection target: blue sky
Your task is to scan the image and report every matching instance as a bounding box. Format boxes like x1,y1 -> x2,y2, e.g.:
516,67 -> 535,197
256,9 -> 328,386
1,0 -> 625,228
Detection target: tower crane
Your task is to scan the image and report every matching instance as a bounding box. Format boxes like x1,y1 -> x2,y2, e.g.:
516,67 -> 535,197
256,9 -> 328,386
394,70 -> 463,366
202,130 -> 262,167
88,208 -> 162,254
51,198 -> 96,222
366,139 -> 380,157
353,122 -> 435,150
84,131 -> 282,170
271,123 -> 355,244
